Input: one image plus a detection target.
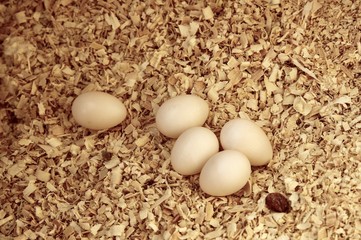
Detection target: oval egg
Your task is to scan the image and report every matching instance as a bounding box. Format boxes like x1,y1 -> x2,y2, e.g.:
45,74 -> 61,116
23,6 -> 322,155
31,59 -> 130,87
199,150 -> 251,197
156,95 -> 209,138
71,91 -> 127,130
171,127 -> 219,175
220,118 -> 273,166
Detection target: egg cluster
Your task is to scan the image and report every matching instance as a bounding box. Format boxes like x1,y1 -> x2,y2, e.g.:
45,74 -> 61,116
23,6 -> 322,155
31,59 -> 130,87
156,95 -> 273,196
71,92 -> 273,197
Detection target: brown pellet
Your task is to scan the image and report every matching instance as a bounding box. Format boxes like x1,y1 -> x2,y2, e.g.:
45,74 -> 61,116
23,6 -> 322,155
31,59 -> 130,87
265,192 -> 292,213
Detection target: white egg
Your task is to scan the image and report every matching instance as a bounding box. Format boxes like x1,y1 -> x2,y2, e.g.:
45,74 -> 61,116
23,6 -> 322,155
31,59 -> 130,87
171,127 -> 219,175
156,95 -> 209,138
199,150 -> 251,196
71,91 -> 127,130
220,118 -> 273,166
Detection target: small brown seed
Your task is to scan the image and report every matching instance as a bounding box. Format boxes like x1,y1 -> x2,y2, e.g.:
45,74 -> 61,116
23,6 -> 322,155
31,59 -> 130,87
265,192 -> 291,213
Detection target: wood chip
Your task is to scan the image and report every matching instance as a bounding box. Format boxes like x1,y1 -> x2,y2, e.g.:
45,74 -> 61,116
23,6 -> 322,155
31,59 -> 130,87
251,69 -> 264,82
293,96 -> 313,116
35,169 -> 51,182
202,6 -> 214,20
15,11 -> 27,24
104,156 -> 120,169
291,57 -> 318,80
0,215 -> 14,227
108,224 -> 125,237
23,180 -> 37,197
135,134 -> 150,147
104,12 -> 120,30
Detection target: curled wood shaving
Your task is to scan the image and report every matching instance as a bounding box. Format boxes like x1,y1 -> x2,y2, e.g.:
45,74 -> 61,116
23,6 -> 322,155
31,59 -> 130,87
225,67 -> 243,90
108,224 -> 125,237
202,6 -> 214,20
178,22 -> 199,37
302,0 -> 322,20
35,169 -> 51,182
104,156 -> 120,169
23,180 -> 37,197
291,57 -> 318,80
150,188 -> 172,210
7,163 -> 26,177
293,96 -> 313,116
251,69 -> 264,82
134,134 -> 150,147
104,12 -> 120,30
262,49 -> 277,69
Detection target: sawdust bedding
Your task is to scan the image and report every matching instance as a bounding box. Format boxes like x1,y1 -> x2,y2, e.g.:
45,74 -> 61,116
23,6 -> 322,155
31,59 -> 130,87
0,0 -> 360,239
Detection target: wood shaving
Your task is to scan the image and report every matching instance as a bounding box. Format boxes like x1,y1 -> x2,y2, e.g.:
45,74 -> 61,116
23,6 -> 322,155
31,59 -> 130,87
1,0 -> 361,239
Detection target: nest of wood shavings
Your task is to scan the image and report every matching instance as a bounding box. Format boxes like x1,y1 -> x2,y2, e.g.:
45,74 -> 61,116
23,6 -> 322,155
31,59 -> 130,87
1,0 -> 361,239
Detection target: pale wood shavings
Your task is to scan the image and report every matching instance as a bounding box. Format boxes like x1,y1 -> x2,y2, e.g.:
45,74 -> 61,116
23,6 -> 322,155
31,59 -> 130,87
1,0 -> 361,239
291,57 -> 318,80
35,169 -> 51,182
104,12 -> 121,31
202,6 -> 214,20
22,181 -> 37,205
0,215 -> 14,227
293,96 -> 313,116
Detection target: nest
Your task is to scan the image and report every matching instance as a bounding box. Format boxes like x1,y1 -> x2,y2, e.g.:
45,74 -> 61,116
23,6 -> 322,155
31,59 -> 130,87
1,0 -> 360,239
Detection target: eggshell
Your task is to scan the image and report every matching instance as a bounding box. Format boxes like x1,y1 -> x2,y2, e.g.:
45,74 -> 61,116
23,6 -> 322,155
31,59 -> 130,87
199,150 -> 251,196
220,118 -> 273,166
155,95 -> 209,138
71,91 -> 127,130
171,127 -> 219,175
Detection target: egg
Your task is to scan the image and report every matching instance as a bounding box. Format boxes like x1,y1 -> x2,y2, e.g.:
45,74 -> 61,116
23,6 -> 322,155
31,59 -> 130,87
156,95 -> 209,138
220,118 -> 273,166
171,127 -> 219,175
71,91 -> 127,130
199,150 -> 251,196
